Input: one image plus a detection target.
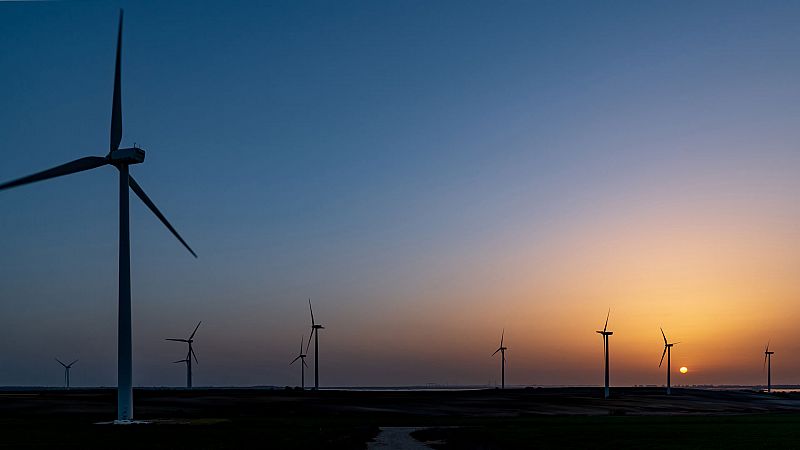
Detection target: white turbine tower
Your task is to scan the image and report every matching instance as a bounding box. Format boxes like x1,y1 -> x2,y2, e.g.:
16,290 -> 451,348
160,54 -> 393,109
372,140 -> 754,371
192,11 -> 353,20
0,10 -> 197,422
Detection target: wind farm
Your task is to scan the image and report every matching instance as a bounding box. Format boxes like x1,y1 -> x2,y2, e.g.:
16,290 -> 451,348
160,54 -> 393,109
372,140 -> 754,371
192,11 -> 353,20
4,1 -> 800,449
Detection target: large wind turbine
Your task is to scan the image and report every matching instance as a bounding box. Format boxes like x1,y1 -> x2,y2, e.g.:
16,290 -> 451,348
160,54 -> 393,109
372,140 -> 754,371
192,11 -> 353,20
0,11 -> 196,422
306,299 -> 324,390
55,358 -> 78,389
166,322 -> 201,388
764,341 -> 774,393
491,329 -> 507,389
290,335 -> 309,389
659,328 -> 679,395
596,310 -> 613,399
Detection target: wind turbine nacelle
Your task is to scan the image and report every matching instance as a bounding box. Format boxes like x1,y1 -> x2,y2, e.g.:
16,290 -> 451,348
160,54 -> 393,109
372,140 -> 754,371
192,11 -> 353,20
110,147 -> 145,164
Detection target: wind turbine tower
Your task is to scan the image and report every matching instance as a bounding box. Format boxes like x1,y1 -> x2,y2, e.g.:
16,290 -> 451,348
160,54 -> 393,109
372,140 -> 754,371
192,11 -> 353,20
491,330 -> 507,389
306,299 -> 325,391
764,342 -> 774,393
659,328 -> 679,395
596,310 -> 613,398
55,358 -> 78,389
0,10 -> 197,422
166,322 -> 201,388
290,336 -> 309,389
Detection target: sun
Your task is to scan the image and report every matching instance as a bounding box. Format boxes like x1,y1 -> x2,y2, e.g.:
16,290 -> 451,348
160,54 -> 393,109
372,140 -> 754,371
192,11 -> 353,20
679,366 -> 688,374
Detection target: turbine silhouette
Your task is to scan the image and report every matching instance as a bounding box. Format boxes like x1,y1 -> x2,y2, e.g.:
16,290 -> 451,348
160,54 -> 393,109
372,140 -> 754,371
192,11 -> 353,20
764,341 -> 774,393
596,309 -> 613,399
491,329 -> 507,389
659,328 -> 679,395
0,10 -> 197,422
290,335 -> 309,389
306,299 -> 324,390
166,322 -> 201,388
55,358 -> 78,389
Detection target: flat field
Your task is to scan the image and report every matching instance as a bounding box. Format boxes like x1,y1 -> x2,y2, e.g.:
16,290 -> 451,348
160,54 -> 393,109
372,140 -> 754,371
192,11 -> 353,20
1,387 -> 798,449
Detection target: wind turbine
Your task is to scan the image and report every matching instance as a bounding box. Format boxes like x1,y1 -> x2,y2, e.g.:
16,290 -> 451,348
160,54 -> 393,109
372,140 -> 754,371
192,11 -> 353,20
491,329 -> 507,389
596,310 -> 613,399
290,335 -> 309,389
306,299 -> 324,390
0,10 -> 197,422
55,358 -> 78,389
659,328 -> 679,395
166,321 -> 201,388
764,341 -> 774,393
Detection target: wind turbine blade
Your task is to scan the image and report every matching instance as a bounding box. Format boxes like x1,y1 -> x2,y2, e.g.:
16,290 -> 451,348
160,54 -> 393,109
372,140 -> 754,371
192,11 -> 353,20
189,321 -> 202,340
766,340 -> 770,353
659,347 -> 667,367
500,329 -> 504,347
764,353 -> 768,370
68,359 -> 78,367
308,298 -> 315,325
0,157 -> 109,192
306,329 -> 315,354
110,9 -> 123,153
300,335 -> 304,354
660,327 -> 667,345
603,309 -> 609,332
191,347 -> 198,364
55,358 -> 67,368
303,359 -> 308,368
492,348 -> 501,357
128,175 -> 197,257
290,355 -> 301,365
172,359 -> 186,364
166,338 -> 189,342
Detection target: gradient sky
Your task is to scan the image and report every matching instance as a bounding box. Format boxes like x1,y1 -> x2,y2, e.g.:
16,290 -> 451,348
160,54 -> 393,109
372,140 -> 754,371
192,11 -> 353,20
2,0 -> 800,388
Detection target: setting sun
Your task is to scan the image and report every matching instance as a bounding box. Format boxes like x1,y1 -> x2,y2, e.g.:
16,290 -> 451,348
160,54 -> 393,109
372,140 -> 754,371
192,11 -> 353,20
680,367 -> 689,374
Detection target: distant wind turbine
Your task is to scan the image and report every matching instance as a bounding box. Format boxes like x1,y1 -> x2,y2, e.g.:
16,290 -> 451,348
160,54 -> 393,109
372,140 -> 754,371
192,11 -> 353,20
290,335 -> 309,389
166,322 -> 201,388
596,310 -> 613,399
659,328 -> 679,395
491,329 -> 507,389
0,10 -> 197,422
764,341 -> 774,393
306,299 -> 325,390
55,358 -> 78,389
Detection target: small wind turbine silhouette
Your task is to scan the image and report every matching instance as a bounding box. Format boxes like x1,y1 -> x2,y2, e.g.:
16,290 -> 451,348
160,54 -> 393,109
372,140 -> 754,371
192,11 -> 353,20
596,310 -> 613,398
0,10 -> 196,422
659,328 -> 679,395
306,299 -> 324,390
166,322 -> 201,388
764,341 -> 774,393
55,358 -> 78,389
491,329 -> 507,389
290,335 -> 309,389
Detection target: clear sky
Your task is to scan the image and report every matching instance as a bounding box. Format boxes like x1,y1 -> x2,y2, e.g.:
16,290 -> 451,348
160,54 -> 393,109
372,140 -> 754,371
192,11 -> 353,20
1,0 -> 800,388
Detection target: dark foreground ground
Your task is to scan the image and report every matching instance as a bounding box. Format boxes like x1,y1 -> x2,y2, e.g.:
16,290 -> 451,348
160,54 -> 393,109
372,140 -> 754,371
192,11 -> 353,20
1,387 -> 800,449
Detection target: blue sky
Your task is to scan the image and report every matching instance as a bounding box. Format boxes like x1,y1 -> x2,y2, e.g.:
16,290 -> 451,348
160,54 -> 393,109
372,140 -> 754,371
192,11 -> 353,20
2,1 -> 800,387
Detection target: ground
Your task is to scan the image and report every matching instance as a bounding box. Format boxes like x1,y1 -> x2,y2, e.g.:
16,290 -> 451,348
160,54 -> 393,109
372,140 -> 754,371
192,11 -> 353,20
0,387 -> 798,449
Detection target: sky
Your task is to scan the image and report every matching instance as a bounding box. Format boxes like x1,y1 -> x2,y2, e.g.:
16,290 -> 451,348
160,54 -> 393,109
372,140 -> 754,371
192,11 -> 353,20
1,0 -> 800,388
